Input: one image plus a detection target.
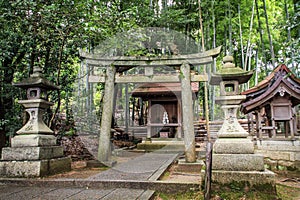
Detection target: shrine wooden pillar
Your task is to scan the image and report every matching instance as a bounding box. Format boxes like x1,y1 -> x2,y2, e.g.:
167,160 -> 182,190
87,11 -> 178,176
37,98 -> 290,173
180,62 -> 196,163
98,65 -> 116,165
257,109 -> 263,140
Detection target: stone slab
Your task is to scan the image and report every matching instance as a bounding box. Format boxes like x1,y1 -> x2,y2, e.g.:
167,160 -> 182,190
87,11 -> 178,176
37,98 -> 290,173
215,95 -> 246,105
32,188 -> 83,199
211,169 -> 276,191
48,157 -> 72,175
1,146 -> 64,160
256,140 -> 300,151
176,159 -> 204,173
212,153 -> 265,171
0,185 -> 155,200
89,153 -> 178,181
11,134 -> 57,147
0,179 -> 200,195
255,150 -> 291,161
101,188 -> 147,200
0,160 -> 48,177
1,186 -> 55,200
213,138 -> 254,154
0,157 -> 71,177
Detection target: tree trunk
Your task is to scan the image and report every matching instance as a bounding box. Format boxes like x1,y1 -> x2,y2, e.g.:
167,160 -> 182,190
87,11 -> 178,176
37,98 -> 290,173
255,0 -> 267,73
244,0 -> 255,70
0,63 -> 15,150
210,0 -> 216,121
198,0 -> 210,141
262,0 -> 276,68
238,5 -> 245,70
228,0 -> 233,55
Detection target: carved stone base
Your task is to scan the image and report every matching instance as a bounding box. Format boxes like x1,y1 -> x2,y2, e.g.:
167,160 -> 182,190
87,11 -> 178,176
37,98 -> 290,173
211,170 -> 276,192
213,138 -> 254,154
0,134 -> 71,177
0,157 -> 71,178
11,134 -> 57,147
212,153 -> 265,171
1,146 -> 64,160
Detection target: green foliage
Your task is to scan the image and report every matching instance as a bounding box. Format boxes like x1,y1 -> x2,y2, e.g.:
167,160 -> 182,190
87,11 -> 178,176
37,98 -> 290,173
1,0 -> 299,140
0,119 -> 8,130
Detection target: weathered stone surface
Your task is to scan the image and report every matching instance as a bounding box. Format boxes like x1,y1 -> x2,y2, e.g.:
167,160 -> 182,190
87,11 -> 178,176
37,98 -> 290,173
176,159 -> 204,173
16,100 -> 54,135
216,105 -> 249,138
295,152 -> 300,161
0,157 -> 71,177
264,158 -> 278,170
0,160 -> 48,177
180,62 -> 196,163
255,150 -> 291,161
215,95 -> 246,105
256,140 -> 300,151
212,154 -> 265,171
277,160 -> 294,167
211,170 -> 276,189
11,134 -> 57,147
1,146 -> 63,160
48,157 -> 71,175
213,138 -> 254,154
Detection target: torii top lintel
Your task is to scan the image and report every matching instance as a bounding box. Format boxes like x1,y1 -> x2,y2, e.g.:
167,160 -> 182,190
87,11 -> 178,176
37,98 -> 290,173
80,46 -> 221,68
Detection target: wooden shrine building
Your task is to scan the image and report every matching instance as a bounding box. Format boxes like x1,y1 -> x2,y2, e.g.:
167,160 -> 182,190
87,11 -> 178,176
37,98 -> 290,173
131,82 -> 199,139
80,46 -> 221,164
241,64 -> 300,140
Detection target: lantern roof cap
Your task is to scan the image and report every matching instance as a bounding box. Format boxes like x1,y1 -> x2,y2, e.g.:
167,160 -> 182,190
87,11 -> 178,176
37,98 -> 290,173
210,55 -> 253,85
13,66 -> 59,90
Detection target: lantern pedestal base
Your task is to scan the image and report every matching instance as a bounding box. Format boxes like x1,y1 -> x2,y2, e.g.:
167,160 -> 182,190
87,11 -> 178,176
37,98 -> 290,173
0,134 -> 71,177
0,157 -> 71,178
210,170 -> 276,193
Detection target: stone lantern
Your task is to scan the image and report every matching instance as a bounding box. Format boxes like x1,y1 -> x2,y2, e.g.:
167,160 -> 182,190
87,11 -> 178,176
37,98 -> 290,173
210,55 -> 253,138
208,56 -> 275,190
14,66 -> 58,135
0,66 -> 71,177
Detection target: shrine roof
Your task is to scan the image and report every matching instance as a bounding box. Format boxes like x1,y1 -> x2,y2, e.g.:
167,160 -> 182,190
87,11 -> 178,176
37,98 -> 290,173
242,64 -> 300,95
131,82 -> 198,98
241,64 -> 300,113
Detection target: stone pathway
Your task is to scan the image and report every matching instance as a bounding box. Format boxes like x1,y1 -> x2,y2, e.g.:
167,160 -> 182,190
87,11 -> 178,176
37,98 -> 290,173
0,185 -> 152,200
89,153 -> 178,181
0,152 -> 181,200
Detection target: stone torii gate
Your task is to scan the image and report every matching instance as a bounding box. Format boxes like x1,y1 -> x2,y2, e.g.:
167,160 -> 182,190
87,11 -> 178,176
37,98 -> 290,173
80,46 -> 221,166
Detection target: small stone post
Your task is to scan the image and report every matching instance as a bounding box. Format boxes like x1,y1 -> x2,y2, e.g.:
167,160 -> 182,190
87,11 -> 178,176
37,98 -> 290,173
97,65 -> 116,166
180,62 -> 196,163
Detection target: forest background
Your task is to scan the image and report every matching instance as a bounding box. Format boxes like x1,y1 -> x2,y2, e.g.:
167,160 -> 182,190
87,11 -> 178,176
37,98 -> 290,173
0,0 -> 299,148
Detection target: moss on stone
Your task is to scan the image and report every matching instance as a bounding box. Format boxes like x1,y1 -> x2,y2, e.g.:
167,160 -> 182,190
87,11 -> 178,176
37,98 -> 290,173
137,143 -> 166,151
211,181 -> 277,194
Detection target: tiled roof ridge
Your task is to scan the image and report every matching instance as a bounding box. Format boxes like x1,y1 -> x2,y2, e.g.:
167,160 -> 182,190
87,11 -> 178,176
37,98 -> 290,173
242,64 -> 299,95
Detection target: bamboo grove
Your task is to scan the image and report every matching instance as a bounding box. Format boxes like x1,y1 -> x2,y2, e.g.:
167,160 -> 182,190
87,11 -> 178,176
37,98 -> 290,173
0,0 -> 299,147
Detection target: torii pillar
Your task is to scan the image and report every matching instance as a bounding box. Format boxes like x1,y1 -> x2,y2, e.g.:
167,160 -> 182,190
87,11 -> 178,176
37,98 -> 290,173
180,62 -> 196,163
98,65 -> 116,166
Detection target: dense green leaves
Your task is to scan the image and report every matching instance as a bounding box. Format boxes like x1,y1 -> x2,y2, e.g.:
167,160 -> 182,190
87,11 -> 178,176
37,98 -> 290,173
0,0 -> 299,141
